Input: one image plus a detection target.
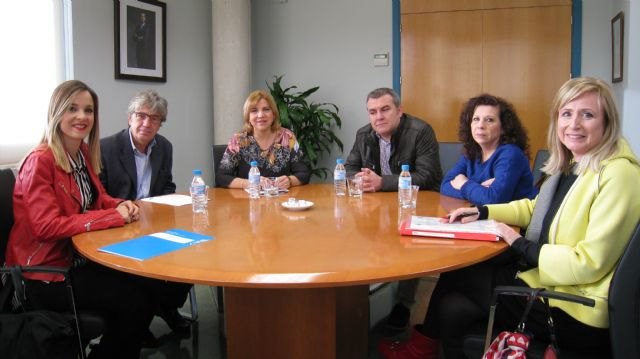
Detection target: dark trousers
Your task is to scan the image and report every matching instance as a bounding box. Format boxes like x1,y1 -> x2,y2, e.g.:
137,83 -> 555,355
420,253 -> 500,358
420,251 -> 610,358
132,274 -> 192,313
25,262 -> 154,359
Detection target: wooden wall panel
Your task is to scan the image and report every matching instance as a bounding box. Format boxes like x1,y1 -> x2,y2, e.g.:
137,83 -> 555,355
401,11 -> 483,142
401,0 -> 571,14
400,0 -> 572,159
483,6 -> 572,158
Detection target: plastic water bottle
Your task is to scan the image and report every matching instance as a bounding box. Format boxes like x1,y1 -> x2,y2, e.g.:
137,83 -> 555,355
398,164 -> 412,208
190,169 -> 207,213
334,159 -> 347,196
248,161 -> 261,199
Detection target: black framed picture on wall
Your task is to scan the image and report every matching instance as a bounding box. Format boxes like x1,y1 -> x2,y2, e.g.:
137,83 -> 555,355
611,11 -> 624,83
114,0 -> 166,82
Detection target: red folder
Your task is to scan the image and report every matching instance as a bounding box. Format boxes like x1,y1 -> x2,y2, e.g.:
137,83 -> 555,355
399,217 -> 500,242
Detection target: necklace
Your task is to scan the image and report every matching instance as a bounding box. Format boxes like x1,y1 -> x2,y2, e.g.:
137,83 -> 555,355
254,130 -> 278,152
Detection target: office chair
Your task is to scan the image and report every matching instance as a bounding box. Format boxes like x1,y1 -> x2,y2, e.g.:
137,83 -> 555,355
607,221 -> 640,359
0,168 -> 104,358
0,265 -> 94,359
0,168 -> 14,265
439,142 -> 463,176
462,222 -> 640,359
212,144 -> 227,184
175,145 -> 227,322
532,149 -> 550,185
182,286 -> 199,321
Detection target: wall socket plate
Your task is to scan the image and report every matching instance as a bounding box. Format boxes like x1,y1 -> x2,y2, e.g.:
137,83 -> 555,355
373,53 -> 389,67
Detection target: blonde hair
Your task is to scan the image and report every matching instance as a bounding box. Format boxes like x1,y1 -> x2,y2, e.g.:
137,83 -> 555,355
241,90 -> 281,135
41,80 -> 102,174
542,77 -> 621,175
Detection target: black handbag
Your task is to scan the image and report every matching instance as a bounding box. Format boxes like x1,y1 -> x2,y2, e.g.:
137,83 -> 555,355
0,267 -> 79,359
482,287 -> 561,359
0,310 -> 77,359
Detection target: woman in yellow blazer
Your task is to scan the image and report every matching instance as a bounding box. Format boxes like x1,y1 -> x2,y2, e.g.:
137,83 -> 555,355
379,77 -> 640,359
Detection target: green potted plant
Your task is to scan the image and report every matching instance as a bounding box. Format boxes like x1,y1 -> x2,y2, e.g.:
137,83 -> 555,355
268,75 -> 343,179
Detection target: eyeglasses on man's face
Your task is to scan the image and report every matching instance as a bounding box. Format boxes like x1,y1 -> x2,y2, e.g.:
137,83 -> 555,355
134,112 -> 162,124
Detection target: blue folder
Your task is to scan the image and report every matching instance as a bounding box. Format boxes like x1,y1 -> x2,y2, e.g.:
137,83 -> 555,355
98,228 -> 213,261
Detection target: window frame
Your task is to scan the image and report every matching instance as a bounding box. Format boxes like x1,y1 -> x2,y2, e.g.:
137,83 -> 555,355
0,0 -> 72,168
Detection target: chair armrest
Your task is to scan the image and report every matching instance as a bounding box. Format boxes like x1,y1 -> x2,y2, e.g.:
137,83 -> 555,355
494,285 -> 595,307
19,265 -> 70,276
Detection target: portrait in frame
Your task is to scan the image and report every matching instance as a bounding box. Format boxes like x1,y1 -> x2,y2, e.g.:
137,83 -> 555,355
114,0 -> 166,82
611,11 -> 624,83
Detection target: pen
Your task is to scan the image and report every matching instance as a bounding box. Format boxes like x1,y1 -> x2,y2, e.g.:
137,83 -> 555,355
444,212 -> 478,221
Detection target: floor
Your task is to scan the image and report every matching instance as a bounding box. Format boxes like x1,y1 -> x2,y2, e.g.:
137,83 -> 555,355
140,286 -> 224,359
140,277 -> 438,359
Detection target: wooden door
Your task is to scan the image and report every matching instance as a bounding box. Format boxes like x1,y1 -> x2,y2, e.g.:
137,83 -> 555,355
401,11 -> 483,142
400,0 -> 572,159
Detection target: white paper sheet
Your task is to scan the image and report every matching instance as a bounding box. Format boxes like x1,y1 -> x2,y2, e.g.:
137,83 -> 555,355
140,194 -> 193,206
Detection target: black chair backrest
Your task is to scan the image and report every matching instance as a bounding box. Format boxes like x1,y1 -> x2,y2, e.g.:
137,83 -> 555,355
608,222 -> 640,359
439,142 -> 463,176
532,149 -> 550,184
0,168 -> 16,265
0,168 -> 17,313
211,144 -> 226,187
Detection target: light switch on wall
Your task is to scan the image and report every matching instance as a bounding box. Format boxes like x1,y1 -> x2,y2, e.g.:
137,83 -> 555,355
373,53 -> 389,67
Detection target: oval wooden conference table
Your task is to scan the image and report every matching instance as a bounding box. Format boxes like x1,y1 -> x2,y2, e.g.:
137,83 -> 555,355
73,184 -> 507,359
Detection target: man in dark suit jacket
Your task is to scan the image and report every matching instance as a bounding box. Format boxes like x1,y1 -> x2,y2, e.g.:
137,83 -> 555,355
100,128 -> 175,199
100,89 -> 190,345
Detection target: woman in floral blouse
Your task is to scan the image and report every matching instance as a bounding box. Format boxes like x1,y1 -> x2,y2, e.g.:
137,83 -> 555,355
215,90 -> 310,189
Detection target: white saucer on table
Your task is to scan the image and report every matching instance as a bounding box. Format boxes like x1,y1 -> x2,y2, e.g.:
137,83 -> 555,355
281,200 -> 314,211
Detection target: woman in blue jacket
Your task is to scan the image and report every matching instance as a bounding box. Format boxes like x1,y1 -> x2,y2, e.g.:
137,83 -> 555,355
440,94 -> 538,205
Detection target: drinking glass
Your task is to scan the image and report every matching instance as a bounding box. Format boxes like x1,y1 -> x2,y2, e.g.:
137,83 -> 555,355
347,176 -> 363,198
409,185 -> 419,208
264,177 -> 279,197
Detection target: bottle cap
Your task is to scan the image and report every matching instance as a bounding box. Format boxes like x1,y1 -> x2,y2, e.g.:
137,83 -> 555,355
193,169 -> 202,175
401,164 -> 410,171
250,161 -> 258,166
336,158 -> 344,164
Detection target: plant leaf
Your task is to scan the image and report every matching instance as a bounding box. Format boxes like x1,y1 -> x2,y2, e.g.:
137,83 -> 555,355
269,75 -> 343,179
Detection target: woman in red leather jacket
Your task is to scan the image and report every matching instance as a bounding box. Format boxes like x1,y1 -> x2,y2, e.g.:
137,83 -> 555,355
5,80 -> 153,359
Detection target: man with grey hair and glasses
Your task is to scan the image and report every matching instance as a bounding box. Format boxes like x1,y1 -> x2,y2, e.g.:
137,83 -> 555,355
100,89 -> 192,346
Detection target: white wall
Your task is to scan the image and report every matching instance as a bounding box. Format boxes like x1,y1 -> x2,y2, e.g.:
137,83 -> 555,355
581,0 -> 640,155
72,0 -> 214,191
251,0 -> 640,178
580,0 -> 612,81
251,0 -> 393,182
621,0 -> 640,156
